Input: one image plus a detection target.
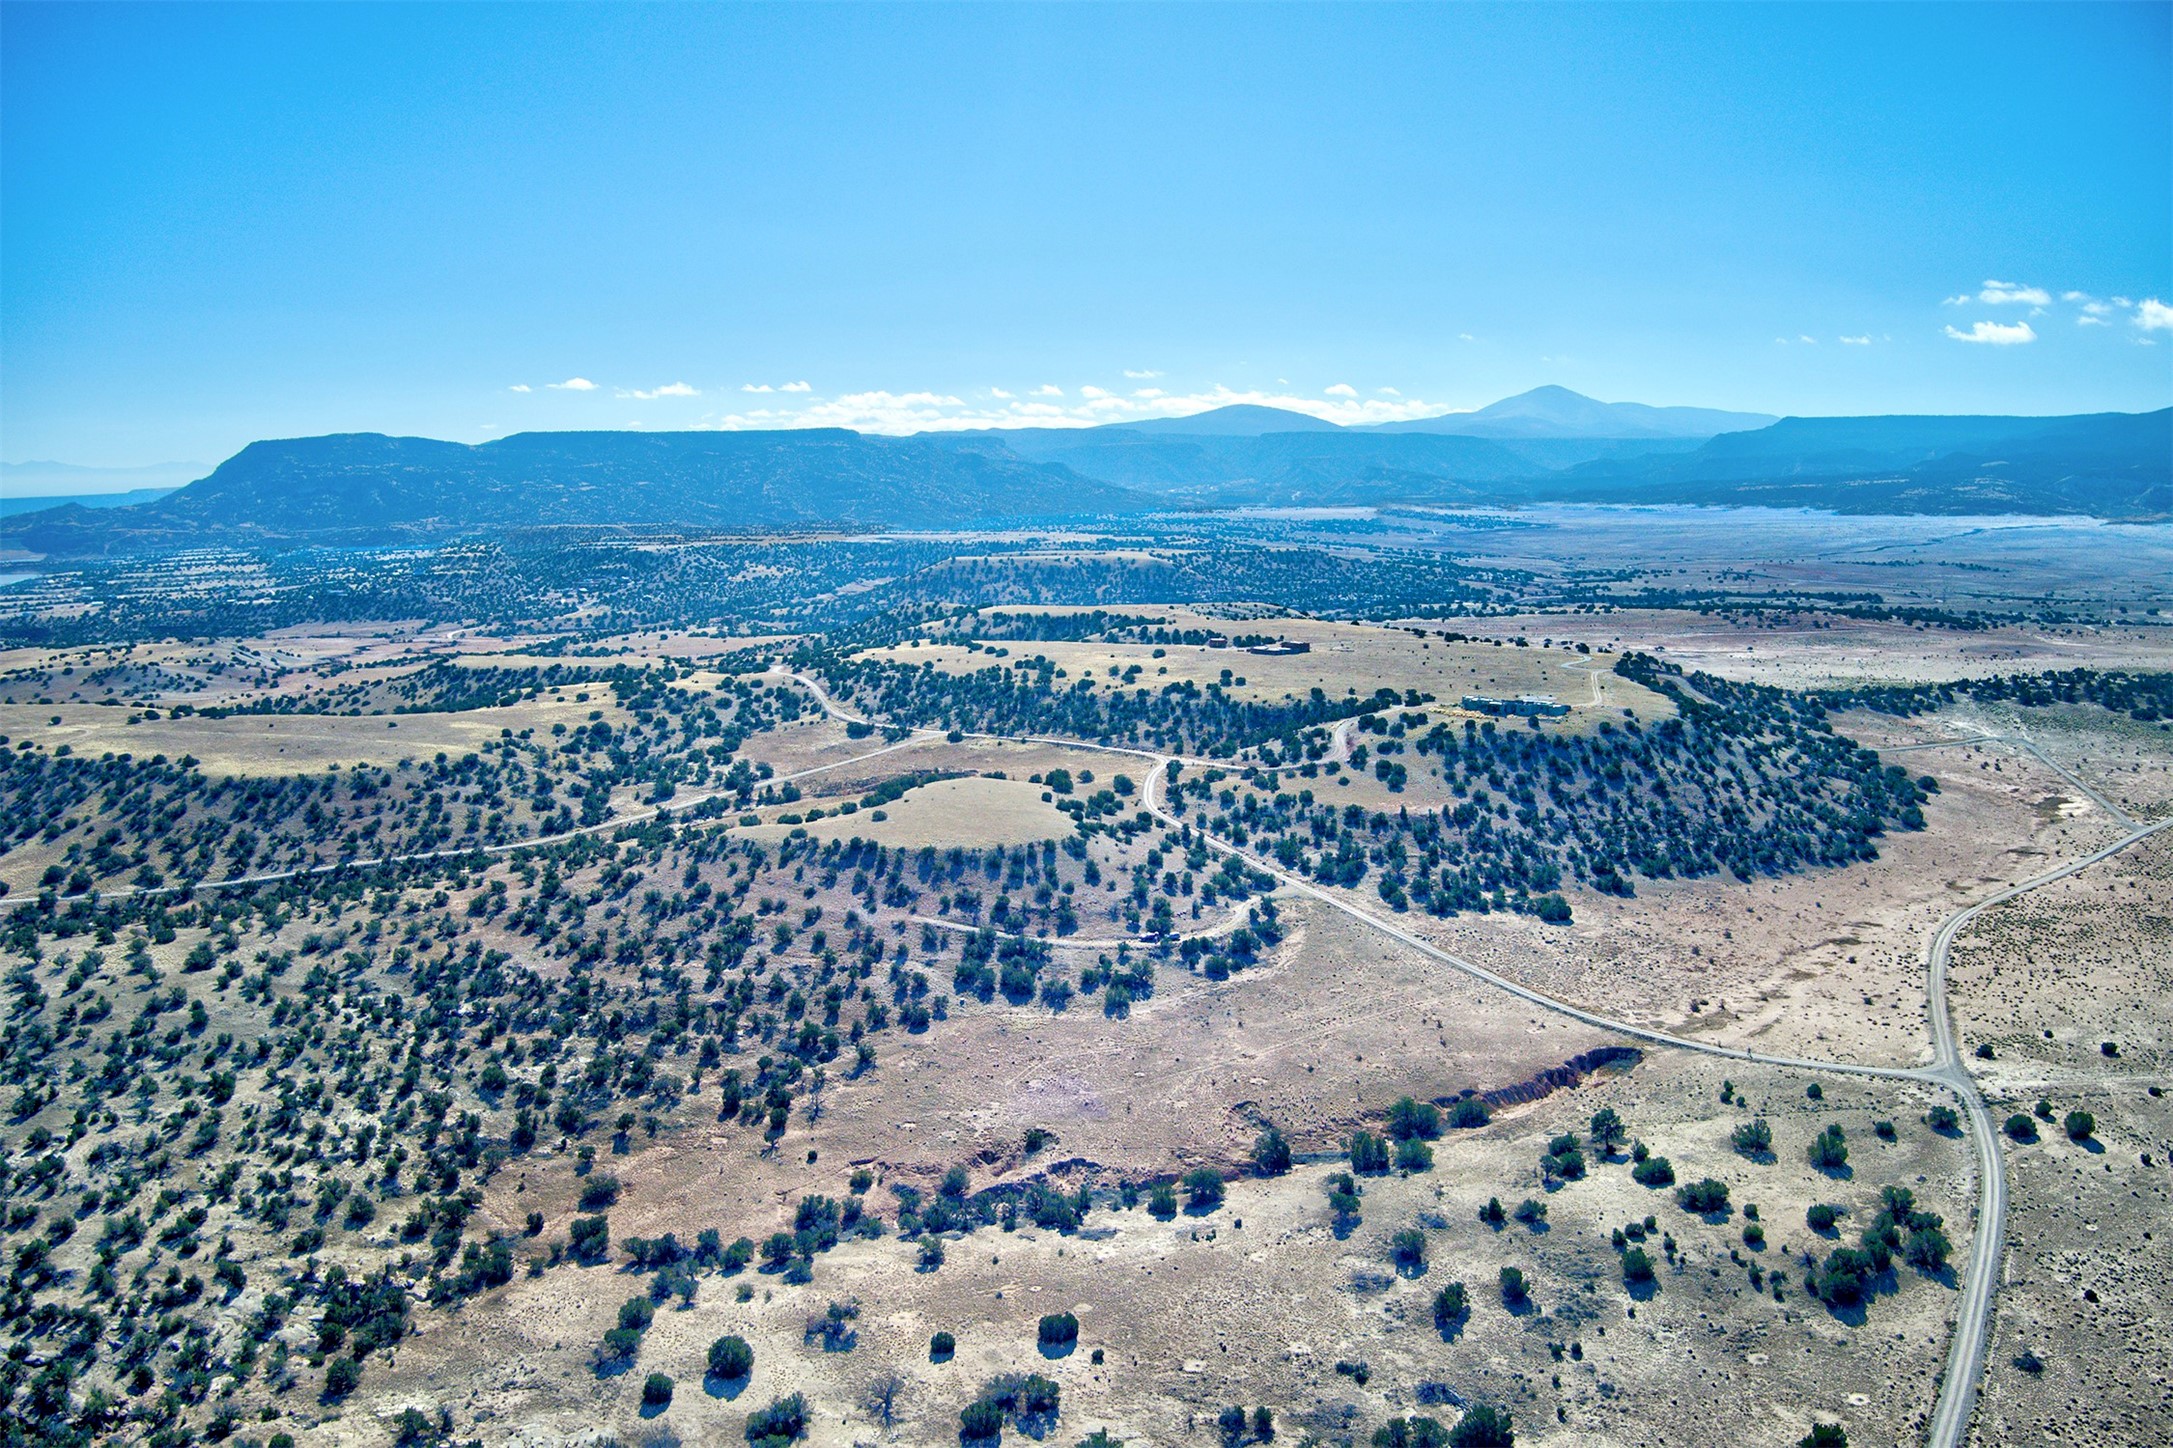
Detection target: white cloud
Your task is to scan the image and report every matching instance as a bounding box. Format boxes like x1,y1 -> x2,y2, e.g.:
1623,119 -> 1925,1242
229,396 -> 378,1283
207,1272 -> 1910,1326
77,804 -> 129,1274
547,377 -> 597,391
1838,335 -> 1872,346
1799,335 -> 1818,344
1377,387 -> 1402,397
1458,333 -> 1476,342
694,380 -> 1453,435
1976,279 -> 2051,306
741,383 -> 774,394
1122,369 -> 1162,380
2078,315 -> 2110,327
1324,383 -> 1358,397
1942,295 -> 1972,307
2136,299 -> 2173,332
1944,319 -> 2036,345
620,382 -> 698,400
782,381 -> 811,393
509,384 -> 532,393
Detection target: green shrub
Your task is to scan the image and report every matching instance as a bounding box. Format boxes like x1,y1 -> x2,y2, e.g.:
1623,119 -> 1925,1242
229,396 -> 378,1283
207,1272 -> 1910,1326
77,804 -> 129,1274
1675,1179 -> 1730,1215
2064,1110 -> 2095,1141
1631,1155 -> 1675,1188
1448,1403 -> 1515,1447
745,1392 -> 809,1446
642,1372 -> 674,1408
1806,1203 -> 1842,1232
1039,1311 -> 1079,1347
1432,1281 -> 1468,1329
1730,1118 -> 1772,1155
708,1334 -> 754,1379
322,1355 -> 362,1400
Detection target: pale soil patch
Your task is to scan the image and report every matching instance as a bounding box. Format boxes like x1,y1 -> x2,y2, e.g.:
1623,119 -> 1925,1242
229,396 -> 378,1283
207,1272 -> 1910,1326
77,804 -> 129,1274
1434,611 -> 2173,692
357,1048 -> 1970,1448
862,616 -> 1673,731
737,776 -> 1074,850
1943,831 -> 2173,1445
0,696 -> 616,775
1367,733 -> 2125,1069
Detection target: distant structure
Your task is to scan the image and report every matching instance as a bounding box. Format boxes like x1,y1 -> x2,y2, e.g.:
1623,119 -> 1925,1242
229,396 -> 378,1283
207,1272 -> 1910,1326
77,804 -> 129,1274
1247,639 -> 1310,656
1462,693 -> 1569,718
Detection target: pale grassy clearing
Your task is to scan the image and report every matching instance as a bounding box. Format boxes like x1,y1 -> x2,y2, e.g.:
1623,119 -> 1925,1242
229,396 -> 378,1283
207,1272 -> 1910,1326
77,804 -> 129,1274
0,696 -> 621,776
733,774 -> 1073,849
862,611 -> 1673,730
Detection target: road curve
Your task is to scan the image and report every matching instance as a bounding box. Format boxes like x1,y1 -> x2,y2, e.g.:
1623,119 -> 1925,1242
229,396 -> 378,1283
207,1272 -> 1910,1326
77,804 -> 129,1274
25,664 -> 2167,1447
783,671 -> 2170,1448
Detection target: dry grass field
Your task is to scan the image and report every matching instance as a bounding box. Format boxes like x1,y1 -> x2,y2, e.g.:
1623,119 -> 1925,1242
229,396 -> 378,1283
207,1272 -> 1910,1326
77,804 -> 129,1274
1941,830 -> 2173,1448
0,696 -> 617,775
734,776 -> 1074,850
1,588 -> 2166,1448
858,608 -> 1675,732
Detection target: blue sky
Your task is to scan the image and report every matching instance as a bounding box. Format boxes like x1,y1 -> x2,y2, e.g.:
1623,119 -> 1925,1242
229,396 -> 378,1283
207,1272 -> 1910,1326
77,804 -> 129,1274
3,3 -> 2168,470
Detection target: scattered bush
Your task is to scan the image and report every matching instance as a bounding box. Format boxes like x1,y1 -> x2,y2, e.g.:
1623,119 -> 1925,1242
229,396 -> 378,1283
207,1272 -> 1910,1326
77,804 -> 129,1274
1038,1311 -> 1080,1348
2064,1110 -> 2095,1141
1183,1166 -> 1225,1210
1622,1247 -> 1655,1284
1630,1155 -> 1675,1188
931,1330 -> 956,1360
1350,1129 -> 1392,1175
1806,1203 -> 1843,1233
1499,1266 -> 1528,1305
2004,1113 -> 2039,1142
1808,1125 -> 1849,1171
1432,1281 -> 1468,1330
643,1372 -> 674,1408
1388,1097 -> 1442,1141
1675,1179 -> 1731,1215
1730,1118 -> 1772,1156
745,1392 -> 809,1446
1252,1125 -> 1292,1176
1448,1403 -> 1515,1447
1448,1098 -> 1490,1129
708,1335 -> 754,1380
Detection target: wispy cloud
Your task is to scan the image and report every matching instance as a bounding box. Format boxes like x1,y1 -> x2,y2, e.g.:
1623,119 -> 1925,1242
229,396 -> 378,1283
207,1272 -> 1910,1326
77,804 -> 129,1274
509,384 -> 532,393
1324,382 -> 1358,397
2136,299 -> 2173,332
702,381 -> 1451,434
619,381 -> 698,400
547,377 -> 598,391
1975,279 -> 2051,306
1838,335 -> 1872,346
781,381 -> 811,393
1944,319 -> 2036,345
1122,368 -> 1162,380
742,383 -> 774,394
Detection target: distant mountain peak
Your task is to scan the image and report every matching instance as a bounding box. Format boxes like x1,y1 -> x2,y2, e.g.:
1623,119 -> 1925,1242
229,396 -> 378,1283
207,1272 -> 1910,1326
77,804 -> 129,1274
1368,387 -> 1777,440
1094,404 -> 1342,437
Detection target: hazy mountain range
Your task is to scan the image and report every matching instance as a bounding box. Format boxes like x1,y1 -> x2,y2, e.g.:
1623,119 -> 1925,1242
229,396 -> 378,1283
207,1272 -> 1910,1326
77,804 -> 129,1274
4,388 -> 2166,555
